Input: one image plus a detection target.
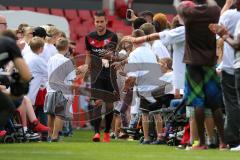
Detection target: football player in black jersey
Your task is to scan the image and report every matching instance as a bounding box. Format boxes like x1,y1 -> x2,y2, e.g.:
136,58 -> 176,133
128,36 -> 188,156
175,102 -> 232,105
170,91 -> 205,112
84,11 -> 118,142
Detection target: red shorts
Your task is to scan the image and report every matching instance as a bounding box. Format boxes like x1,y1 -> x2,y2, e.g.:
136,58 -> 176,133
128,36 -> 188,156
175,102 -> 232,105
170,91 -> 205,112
35,88 -> 47,107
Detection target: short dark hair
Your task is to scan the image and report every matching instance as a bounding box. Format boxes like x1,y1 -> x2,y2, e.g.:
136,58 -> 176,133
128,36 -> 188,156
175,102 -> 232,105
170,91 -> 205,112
17,23 -> 28,33
133,17 -> 147,30
139,10 -> 154,18
140,23 -> 155,35
56,38 -> 69,51
29,37 -> 44,53
94,10 -> 106,17
132,29 -> 145,38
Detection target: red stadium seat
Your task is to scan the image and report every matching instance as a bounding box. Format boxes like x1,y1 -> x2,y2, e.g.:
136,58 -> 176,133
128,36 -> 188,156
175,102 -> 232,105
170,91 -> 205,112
22,7 -> 36,12
7,6 -> 21,10
51,8 -> 64,17
112,19 -> 125,28
113,23 -> 132,35
36,8 -> 50,14
65,9 -> 78,20
68,19 -> 81,37
76,40 -> 86,55
75,26 -> 89,37
78,10 -> 92,21
70,32 -> 78,41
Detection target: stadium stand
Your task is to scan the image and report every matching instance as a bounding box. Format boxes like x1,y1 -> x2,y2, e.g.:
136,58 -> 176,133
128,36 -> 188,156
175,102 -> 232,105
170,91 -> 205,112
6,6 -> 133,54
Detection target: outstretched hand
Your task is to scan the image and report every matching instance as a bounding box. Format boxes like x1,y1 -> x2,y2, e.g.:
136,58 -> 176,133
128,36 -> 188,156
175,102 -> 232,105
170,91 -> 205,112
209,23 -> 229,37
122,36 -> 136,44
76,64 -> 89,79
111,61 -> 123,70
99,50 -> 114,61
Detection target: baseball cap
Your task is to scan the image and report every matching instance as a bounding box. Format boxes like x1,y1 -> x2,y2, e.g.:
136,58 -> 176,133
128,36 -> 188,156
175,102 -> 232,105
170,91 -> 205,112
32,27 -> 51,38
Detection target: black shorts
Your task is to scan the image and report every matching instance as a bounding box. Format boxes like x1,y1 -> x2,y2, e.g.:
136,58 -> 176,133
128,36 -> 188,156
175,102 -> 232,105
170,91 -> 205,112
91,77 -> 114,93
139,94 -> 174,113
140,98 -> 161,113
90,77 -> 118,103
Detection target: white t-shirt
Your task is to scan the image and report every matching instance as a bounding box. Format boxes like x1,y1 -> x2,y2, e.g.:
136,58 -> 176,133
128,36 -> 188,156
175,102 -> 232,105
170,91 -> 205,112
127,43 -> 163,103
41,43 -> 58,62
159,26 -> 186,90
47,53 -> 76,99
25,53 -> 48,104
152,40 -> 170,60
159,71 -> 174,94
21,41 -> 31,57
219,9 -> 240,74
234,20 -> 240,69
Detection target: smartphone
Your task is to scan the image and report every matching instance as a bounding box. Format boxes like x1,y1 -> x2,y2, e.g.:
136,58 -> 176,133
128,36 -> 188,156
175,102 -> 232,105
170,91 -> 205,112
126,9 -> 132,20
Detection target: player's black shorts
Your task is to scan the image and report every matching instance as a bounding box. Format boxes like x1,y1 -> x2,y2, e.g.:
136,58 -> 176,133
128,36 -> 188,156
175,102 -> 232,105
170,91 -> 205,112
91,77 -> 114,93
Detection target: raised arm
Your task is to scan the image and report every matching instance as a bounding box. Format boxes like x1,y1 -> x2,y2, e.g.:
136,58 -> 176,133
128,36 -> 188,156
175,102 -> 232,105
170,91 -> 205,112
126,33 -> 160,44
221,0 -> 233,15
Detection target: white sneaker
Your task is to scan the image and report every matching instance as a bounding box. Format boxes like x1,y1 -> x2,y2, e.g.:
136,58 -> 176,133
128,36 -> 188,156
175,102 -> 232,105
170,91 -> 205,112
25,131 -> 40,140
230,145 -> 240,151
185,146 -> 192,151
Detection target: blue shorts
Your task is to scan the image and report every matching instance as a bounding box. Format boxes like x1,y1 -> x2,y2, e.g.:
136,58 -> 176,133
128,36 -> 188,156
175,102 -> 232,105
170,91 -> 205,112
184,65 -> 223,109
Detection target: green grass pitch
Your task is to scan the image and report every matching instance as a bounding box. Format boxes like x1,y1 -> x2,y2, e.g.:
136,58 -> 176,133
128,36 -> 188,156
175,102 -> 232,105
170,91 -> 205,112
0,130 -> 239,160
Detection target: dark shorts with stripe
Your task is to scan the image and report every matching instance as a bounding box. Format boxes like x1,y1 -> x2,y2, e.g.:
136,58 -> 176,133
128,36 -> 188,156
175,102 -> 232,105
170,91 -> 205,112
184,65 -> 223,109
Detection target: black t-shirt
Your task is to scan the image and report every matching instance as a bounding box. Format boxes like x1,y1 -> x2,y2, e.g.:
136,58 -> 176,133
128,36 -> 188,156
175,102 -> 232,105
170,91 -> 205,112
85,29 -> 118,79
0,36 -> 22,68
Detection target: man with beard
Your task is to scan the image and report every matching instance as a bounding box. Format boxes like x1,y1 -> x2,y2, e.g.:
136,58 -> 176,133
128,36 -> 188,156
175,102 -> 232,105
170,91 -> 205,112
85,11 -> 118,142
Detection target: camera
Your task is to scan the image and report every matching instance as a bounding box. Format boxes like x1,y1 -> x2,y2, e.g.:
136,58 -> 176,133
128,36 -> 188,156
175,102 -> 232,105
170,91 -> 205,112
0,72 -> 30,97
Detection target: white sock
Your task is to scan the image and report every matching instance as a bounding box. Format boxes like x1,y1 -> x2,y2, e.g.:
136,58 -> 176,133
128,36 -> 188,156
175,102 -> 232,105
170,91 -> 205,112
23,127 -> 28,133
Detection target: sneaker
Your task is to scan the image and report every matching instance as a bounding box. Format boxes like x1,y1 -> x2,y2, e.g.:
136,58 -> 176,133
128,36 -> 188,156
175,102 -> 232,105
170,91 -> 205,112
110,132 -> 115,139
103,132 -> 110,142
230,144 -> 240,151
47,136 -> 52,142
0,130 -> 7,137
92,133 -> 100,142
192,140 -> 199,147
219,144 -> 229,151
118,132 -> 129,139
151,139 -> 165,145
31,119 -> 49,133
141,140 -> 151,145
176,144 -> 186,150
208,143 -> 218,149
191,145 -> 208,150
185,145 -> 192,151
51,137 -> 60,142
25,131 -> 40,140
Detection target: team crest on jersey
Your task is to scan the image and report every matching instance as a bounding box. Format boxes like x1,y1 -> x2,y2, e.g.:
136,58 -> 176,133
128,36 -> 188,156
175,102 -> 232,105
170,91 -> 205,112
90,40 -> 95,45
104,39 -> 110,45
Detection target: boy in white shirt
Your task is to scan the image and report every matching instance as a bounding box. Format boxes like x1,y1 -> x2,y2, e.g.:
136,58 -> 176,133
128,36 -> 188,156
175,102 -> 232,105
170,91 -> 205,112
26,36 -> 49,131
124,29 -> 166,144
44,38 -> 76,142
26,37 -> 48,105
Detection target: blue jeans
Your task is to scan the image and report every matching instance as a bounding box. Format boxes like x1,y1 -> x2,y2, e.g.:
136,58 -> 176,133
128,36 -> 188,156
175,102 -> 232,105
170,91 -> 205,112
170,99 -> 186,114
